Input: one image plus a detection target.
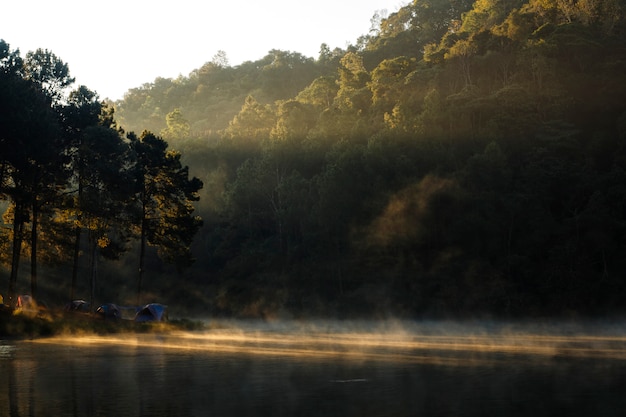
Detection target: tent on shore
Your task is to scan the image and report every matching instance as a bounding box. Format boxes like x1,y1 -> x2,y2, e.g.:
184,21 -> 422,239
96,303 -> 121,319
134,303 -> 168,322
65,300 -> 90,313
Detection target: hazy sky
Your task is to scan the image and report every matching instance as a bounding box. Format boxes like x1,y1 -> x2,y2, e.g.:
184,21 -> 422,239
4,0 -> 406,101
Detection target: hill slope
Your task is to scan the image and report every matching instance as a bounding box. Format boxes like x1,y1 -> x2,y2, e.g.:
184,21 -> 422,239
106,0 -> 626,318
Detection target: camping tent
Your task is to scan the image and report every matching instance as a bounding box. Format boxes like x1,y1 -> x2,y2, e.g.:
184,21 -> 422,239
17,295 -> 35,309
134,303 -> 168,322
96,303 -> 121,319
65,300 -> 90,312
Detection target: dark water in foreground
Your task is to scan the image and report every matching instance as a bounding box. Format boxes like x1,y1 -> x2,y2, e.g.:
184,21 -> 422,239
1,320 -> 626,417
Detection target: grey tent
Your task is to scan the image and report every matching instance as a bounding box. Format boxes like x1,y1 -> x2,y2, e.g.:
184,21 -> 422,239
65,300 -> 90,312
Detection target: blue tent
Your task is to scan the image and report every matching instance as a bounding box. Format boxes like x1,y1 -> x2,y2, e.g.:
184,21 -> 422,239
96,303 -> 121,319
134,303 -> 168,322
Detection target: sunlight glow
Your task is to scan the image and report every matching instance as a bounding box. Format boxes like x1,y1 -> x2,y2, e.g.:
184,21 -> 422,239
31,322 -> 626,366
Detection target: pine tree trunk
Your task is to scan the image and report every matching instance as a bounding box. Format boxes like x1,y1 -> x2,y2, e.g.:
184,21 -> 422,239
30,201 -> 38,299
8,202 -> 24,307
89,233 -> 98,312
137,202 -> 147,305
71,181 -> 83,302
71,225 -> 81,302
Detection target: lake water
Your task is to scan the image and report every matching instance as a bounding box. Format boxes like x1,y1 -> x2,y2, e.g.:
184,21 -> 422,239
1,319 -> 626,417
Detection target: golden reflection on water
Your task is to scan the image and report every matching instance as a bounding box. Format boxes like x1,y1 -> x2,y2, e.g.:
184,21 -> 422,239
31,321 -> 626,366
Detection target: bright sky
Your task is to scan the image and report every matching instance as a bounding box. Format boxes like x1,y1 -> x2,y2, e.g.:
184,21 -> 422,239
3,0 -> 406,101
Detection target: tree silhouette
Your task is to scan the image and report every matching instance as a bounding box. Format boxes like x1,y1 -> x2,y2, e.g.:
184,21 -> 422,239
129,131 -> 203,303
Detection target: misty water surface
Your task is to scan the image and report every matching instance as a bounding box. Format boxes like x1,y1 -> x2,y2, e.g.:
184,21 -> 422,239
2,319 -> 626,417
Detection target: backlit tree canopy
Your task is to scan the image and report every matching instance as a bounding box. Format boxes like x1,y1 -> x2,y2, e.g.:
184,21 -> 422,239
0,40 -> 203,307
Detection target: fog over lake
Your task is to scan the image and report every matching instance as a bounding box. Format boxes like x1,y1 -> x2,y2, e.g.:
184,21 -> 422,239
2,319 -> 626,416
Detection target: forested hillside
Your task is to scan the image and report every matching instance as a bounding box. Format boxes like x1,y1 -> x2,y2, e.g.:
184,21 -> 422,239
4,0 -> 626,318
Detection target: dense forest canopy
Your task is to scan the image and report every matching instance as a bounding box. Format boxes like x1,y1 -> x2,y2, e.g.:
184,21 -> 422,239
3,0 -> 626,318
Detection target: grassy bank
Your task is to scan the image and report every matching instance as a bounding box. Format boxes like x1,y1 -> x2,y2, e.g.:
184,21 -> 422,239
0,308 -> 205,339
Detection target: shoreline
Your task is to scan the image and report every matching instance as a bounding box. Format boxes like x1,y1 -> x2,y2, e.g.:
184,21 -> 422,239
0,308 -> 205,340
